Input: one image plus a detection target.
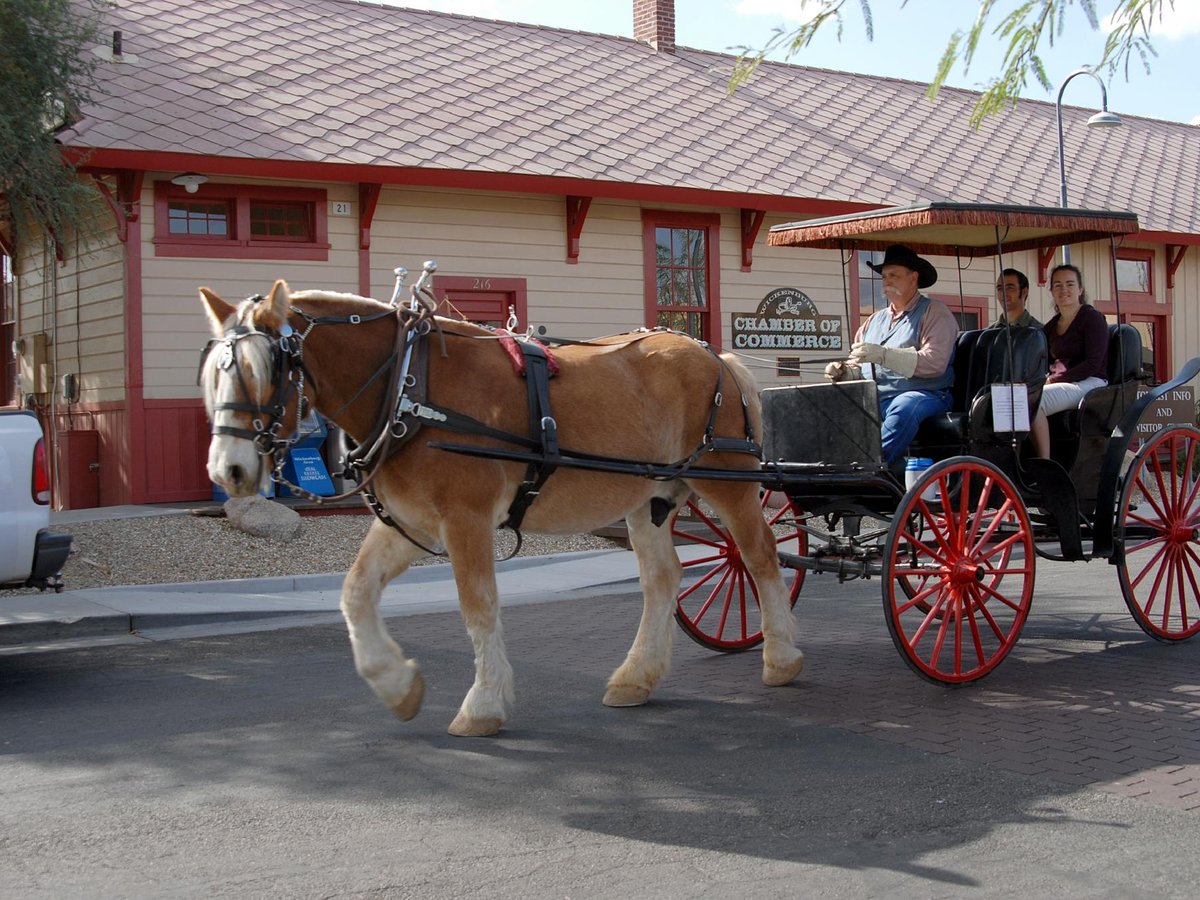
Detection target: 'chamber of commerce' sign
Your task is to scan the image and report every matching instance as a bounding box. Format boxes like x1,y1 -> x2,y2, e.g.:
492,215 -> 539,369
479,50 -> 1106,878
731,288 -> 843,352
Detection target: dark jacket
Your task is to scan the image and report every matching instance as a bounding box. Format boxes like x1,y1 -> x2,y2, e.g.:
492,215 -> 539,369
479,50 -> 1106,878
1044,303 -> 1108,383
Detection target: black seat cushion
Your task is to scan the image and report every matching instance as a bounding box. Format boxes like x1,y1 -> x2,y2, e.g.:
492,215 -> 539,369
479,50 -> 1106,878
913,327 -> 1047,453
1052,323 -> 1142,436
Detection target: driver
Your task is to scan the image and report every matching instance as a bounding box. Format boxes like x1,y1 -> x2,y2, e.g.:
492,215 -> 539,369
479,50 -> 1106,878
825,244 -> 959,467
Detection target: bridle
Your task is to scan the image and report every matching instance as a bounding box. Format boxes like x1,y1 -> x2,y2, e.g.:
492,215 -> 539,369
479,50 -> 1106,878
199,311 -> 313,476
198,297 -> 408,492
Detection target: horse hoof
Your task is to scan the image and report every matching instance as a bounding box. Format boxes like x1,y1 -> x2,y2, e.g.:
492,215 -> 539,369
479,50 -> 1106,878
763,653 -> 805,687
390,672 -> 425,721
603,684 -> 650,707
448,713 -> 502,737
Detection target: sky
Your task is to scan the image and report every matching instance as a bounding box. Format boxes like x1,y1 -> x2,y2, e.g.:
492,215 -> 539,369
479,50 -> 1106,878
375,0 -> 1199,125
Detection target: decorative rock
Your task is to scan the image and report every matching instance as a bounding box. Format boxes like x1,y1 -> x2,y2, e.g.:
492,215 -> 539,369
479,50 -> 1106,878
223,496 -> 302,541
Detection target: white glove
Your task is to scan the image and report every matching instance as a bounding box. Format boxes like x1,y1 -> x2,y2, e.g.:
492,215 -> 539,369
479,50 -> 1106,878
824,361 -> 860,383
850,342 -> 919,378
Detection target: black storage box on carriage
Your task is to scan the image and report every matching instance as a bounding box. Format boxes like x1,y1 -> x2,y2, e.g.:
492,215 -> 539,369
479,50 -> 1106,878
761,380 -> 883,466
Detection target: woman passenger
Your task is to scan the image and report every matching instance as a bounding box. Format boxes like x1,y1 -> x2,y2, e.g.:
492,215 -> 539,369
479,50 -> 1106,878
1030,263 -> 1109,458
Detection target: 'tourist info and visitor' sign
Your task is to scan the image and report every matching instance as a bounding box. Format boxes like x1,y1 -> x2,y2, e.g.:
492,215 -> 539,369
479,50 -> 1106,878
731,288 -> 843,352
1135,386 -> 1195,436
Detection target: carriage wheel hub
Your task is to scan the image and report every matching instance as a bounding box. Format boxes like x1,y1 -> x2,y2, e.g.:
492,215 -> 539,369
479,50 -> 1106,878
1172,524 -> 1198,544
950,559 -> 985,587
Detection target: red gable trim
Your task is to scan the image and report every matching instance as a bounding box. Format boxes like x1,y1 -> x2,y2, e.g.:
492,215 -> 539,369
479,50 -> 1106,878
74,149 -> 867,217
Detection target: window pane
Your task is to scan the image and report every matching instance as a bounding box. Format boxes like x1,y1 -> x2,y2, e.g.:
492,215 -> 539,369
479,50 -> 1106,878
858,251 -> 885,317
656,226 -> 708,309
168,201 -> 229,237
1116,258 -> 1151,293
250,202 -> 311,241
952,310 -> 980,330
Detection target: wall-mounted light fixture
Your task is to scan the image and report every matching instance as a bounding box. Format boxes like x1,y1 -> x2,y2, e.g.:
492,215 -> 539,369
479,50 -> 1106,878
170,172 -> 208,193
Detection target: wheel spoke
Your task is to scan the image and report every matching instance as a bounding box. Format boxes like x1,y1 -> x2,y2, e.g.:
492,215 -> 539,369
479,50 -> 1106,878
1118,426 -> 1200,642
675,492 -> 805,652
885,458 -> 1033,684
678,557 -> 729,600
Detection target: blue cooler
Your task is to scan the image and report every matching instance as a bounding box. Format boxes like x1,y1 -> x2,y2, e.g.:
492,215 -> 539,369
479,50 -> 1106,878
277,412 -> 335,497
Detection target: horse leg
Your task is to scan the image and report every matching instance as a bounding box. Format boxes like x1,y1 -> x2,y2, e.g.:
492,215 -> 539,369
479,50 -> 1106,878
694,483 -> 805,687
444,522 -> 514,737
340,519 -> 429,721
603,497 -> 682,707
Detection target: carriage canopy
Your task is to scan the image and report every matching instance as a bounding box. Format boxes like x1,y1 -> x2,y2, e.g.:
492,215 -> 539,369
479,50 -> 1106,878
767,201 -> 1140,258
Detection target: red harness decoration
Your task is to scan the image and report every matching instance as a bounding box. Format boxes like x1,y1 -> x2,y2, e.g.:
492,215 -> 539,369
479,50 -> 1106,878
497,334 -> 560,377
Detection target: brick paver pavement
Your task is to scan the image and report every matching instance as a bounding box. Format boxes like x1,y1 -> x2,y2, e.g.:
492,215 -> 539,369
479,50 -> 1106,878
401,564 -> 1200,813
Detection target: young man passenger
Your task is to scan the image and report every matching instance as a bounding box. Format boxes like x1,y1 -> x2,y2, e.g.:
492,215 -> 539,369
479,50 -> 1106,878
991,268 -> 1041,329
825,244 -> 959,467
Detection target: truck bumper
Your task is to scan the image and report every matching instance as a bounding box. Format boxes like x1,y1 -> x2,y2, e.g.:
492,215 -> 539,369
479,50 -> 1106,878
29,530 -> 73,590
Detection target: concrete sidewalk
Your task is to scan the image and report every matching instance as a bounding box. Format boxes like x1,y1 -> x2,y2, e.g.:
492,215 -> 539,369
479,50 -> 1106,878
0,546 -> 646,649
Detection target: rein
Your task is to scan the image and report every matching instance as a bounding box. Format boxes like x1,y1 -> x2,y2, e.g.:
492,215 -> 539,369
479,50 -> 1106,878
208,288 -> 761,557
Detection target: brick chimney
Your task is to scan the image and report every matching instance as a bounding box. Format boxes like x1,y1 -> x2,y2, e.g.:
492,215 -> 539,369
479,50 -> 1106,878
634,0 -> 675,53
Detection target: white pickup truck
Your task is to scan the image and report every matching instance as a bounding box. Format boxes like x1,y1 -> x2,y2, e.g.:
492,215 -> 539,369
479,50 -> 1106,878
1,410 -> 71,591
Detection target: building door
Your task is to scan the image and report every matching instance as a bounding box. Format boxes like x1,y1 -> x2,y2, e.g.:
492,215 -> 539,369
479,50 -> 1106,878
435,276 -> 528,330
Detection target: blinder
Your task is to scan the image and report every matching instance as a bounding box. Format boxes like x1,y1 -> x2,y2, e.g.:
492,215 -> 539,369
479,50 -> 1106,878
201,308 -> 312,476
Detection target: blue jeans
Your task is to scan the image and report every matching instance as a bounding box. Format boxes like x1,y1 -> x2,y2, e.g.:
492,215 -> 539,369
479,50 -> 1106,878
879,389 -> 953,465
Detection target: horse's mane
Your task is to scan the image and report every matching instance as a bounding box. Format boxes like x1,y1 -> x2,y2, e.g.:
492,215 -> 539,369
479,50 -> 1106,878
288,290 -> 490,338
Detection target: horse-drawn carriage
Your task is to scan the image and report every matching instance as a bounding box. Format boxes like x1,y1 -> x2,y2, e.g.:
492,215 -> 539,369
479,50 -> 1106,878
199,200 -> 1200,735
672,201 -> 1200,684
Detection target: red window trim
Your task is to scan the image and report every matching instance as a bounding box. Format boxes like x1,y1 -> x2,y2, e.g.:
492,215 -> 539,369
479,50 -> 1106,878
930,293 -> 990,330
641,210 -> 722,348
850,251 -> 988,333
153,182 -> 330,261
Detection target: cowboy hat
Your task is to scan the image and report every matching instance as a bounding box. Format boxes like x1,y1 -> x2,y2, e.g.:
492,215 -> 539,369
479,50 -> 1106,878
867,244 -> 938,289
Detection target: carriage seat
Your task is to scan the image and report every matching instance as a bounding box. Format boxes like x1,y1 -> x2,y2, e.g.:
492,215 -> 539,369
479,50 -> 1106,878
1047,323 -> 1142,513
1049,323 -> 1142,437
912,326 -> 1048,456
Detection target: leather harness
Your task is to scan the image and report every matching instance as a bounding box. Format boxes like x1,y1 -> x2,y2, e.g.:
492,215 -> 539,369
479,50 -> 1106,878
206,303 -> 762,556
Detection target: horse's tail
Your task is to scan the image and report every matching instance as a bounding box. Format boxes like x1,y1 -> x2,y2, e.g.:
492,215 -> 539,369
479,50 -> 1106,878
719,351 -> 764,443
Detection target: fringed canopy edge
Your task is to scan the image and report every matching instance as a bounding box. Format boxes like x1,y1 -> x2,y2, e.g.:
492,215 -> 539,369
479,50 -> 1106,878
767,202 -> 1140,257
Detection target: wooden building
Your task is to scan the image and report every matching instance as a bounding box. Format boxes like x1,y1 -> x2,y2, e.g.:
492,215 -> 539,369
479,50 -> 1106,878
2,0 -> 1197,507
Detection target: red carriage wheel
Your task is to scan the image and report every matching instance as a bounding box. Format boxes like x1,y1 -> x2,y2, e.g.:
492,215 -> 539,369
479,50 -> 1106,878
883,457 -> 1035,684
673,490 -> 806,653
1116,424 -> 1200,642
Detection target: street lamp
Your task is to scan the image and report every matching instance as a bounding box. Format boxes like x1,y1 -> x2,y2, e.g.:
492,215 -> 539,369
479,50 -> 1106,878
1056,67 -> 1123,263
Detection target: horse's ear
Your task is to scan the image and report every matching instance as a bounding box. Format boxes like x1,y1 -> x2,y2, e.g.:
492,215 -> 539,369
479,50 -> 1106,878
199,287 -> 236,336
254,279 -> 291,331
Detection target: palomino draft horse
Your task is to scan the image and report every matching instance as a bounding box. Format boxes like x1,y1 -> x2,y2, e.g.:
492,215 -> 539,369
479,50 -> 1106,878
199,279 -> 804,736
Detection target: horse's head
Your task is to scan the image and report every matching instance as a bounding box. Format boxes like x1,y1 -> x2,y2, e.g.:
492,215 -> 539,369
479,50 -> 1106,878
198,280 -> 310,498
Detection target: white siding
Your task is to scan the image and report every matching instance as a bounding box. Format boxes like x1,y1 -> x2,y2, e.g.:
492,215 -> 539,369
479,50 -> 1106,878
13,208 -> 126,405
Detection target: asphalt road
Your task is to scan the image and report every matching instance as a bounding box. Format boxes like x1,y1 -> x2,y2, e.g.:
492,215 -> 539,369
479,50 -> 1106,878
3,561 -> 1200,899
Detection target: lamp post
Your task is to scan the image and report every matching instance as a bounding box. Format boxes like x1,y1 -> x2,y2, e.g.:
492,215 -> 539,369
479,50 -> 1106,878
1056,67 -> 1123,263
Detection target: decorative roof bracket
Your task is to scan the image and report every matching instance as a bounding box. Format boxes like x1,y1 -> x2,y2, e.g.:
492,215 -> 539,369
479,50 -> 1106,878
91,169 -> 144,243
1167,244 -> 1188,290
566,196 -> 591,263
740,208 -> 765,272
359,183 -> 382,250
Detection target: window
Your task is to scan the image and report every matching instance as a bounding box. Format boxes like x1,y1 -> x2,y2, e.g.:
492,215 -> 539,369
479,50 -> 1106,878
852,250 -> 986,333
250,202 -> 312,242
856,250 -> 887,320
154,182 -> 328,260
1115,248 -> 1154,302
642,211 -> 720,345
1097,249 -> 1167,382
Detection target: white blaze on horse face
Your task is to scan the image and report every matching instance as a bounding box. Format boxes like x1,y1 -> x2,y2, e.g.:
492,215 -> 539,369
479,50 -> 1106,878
203,325 -> 275,498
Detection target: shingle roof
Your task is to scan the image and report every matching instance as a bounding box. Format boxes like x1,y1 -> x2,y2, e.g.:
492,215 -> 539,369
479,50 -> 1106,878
62,0 -> 1200,236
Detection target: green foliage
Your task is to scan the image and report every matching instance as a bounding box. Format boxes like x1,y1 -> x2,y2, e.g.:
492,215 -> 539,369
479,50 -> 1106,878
0,0 -> 110,245
731,0 -> 1171,128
